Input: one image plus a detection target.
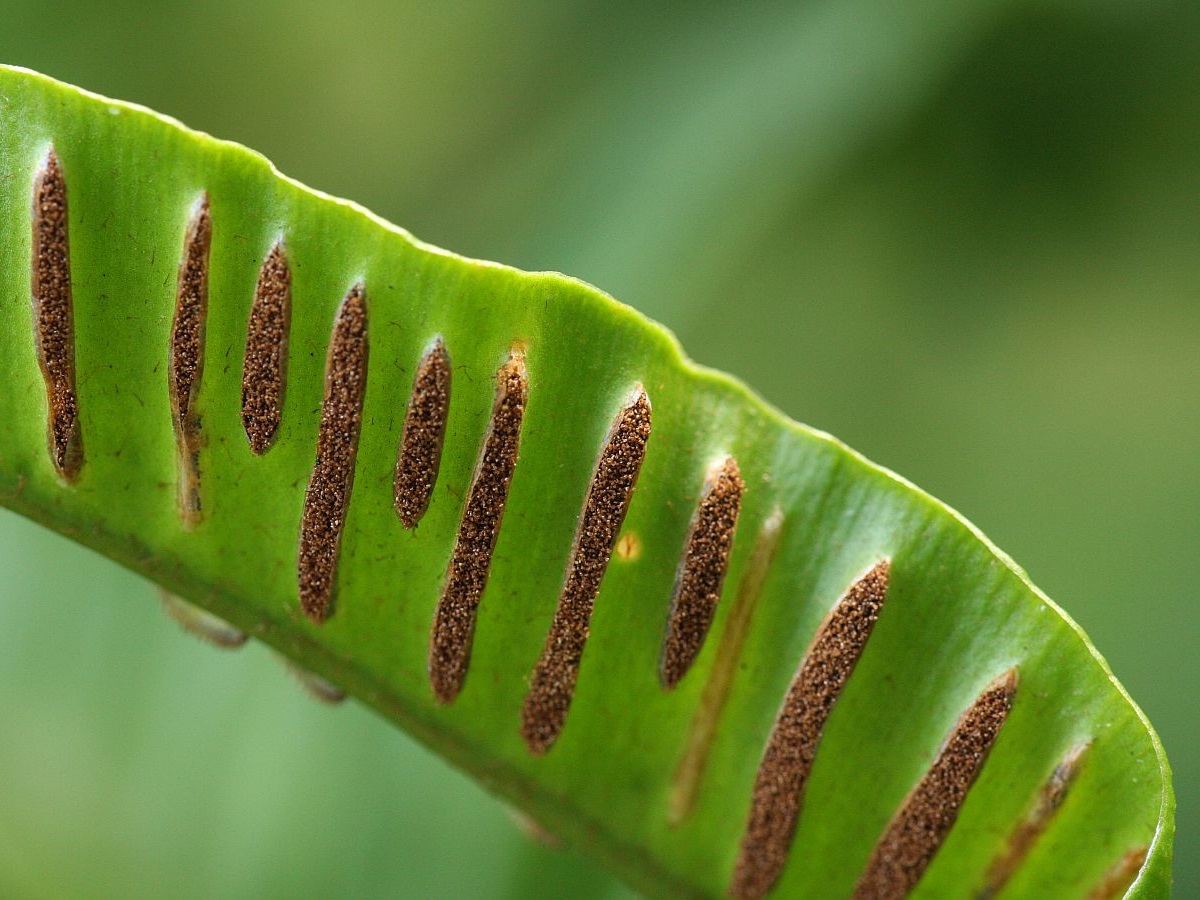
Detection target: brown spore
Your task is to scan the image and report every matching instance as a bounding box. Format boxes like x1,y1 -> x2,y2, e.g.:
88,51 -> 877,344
428,350 -> 528,703
241,240 -> 291,454
394,337 -> 451,528
168,194 -> 212,524
31,148 -> 83,481
297,284 -> 368,624
730,560 -> 890,899
660,455 -> 744,689
852,669 -> 1018,900
520,387 -> 652,754
669,507 -> 783,826
978,741 -> 1091,898
1086,846 -> 1148,900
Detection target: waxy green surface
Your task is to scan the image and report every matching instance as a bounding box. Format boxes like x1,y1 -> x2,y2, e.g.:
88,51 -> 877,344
0,66 -> 1173,897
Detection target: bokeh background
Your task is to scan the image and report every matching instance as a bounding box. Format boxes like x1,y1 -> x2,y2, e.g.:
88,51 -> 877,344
1,2 -> 1196,897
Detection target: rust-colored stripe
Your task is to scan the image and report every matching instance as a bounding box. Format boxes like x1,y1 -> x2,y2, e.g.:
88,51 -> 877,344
521,388 -> 652,754
669,507 -> 784,826
394,337 -> 451,528
31,148 -> 83,482
978,741 -> 1090,898
168,195 -> 212,524
731,561 -> 890,899
1086,846 -> 1148,900
297,284 -> 369,623
241,240 -> 291,454
660,455 -> 744,689
428,350 -> 528,703
852,670 -> 1018,900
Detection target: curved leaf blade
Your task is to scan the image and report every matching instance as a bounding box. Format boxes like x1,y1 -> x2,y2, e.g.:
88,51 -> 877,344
0,65 -> 1172,897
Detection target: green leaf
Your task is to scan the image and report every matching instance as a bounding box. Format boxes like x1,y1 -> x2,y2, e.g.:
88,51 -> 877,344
0,65 -> 1173,898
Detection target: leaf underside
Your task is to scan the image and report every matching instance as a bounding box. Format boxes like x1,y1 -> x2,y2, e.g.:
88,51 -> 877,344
0,66 -> 1173,898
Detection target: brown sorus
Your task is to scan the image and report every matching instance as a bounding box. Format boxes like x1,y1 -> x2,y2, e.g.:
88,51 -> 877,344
979,741 -> 1090,898
428,350 -> 528,703
394,337 -> 451,528
520,388 -> 652,754
731,561 -> 891,898
660,455 -> 744,689
168,194 -> 213,524
241,240 -> 291,454
852,669 -> 1018,899
31,148 -> 83,482
297,284 -> 369,623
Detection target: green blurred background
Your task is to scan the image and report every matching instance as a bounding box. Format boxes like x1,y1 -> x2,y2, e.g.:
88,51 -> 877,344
1,1 -> 1196,896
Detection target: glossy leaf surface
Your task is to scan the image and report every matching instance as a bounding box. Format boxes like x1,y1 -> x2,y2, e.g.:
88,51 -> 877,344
0,66 -> 1172,897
